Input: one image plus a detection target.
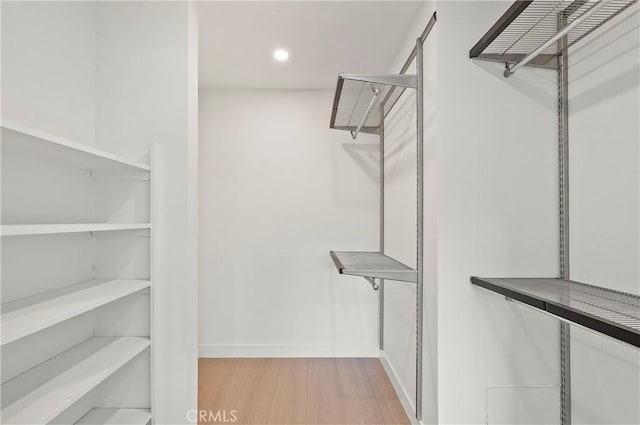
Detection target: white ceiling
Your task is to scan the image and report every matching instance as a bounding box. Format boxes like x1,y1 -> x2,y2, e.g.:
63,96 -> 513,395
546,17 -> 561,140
198,1 -> 425,89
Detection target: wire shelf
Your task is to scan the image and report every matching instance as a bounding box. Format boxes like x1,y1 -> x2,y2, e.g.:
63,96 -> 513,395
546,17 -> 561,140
471,277 -> 640,348
470,0 -> 638,69
330,251 -> 417,283
329,74 -> 417,138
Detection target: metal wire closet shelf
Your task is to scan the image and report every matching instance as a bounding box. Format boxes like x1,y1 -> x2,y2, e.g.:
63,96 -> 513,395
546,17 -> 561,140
471,277 -> 640,348
329,74 -> 417,139
469,0 -> 638,76
330,251 -> 418,285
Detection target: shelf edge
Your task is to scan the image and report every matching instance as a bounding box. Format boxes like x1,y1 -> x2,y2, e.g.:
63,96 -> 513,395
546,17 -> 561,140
1,120 -> 151,172
1,279 -> 151,346
470,276 -> 640,349
1,337 -> 150,425
1,223 -> 152,236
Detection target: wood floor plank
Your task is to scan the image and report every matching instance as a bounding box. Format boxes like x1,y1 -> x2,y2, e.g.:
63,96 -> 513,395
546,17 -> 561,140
362,358 -> 386,376
307,365 -> 346,424
198,358 -> 237,423
375,400 -> 411,425
207,360 -> 259,425
361,359 -> 411,424
198,358 -> 409,425
268,359 -> 308,424
336,358 -> 377,399
245,374 -> 280,424
308,358 -> 338,376
337,359 -> 386,424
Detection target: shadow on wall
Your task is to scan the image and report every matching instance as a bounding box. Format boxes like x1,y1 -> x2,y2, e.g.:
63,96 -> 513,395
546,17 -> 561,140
384,91 -> 420,182
341,141 -> 379,182
472,60 -> 557,109
569,10 -> 639,113
570,9 -> 640,80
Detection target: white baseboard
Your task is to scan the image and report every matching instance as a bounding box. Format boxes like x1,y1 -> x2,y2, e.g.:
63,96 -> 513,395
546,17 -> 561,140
198,343 -> 379,358
379,350 -> 420,425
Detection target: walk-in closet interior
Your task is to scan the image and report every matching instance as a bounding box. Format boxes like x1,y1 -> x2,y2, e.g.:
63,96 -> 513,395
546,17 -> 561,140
1,1 -> 638,425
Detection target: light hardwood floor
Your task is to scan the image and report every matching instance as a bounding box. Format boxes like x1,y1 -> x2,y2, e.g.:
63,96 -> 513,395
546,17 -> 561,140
198,358 -> 410,425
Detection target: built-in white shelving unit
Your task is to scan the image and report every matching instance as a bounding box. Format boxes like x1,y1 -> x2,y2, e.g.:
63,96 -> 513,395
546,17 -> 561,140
2,279 -> 150,345
1,337 -> 150,425
1,122 -> 153,423
76,408 -> 152,425
1,223 -> 151,236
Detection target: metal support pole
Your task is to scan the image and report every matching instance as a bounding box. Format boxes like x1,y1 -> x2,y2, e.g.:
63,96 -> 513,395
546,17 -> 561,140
558,11 -> 571,425
415,37 -> 424,422
379,104 -> 385,351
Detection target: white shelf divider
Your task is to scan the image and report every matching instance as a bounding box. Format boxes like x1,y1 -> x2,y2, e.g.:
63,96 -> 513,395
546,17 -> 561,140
1,121 -> 150,172
2,279 -> 151,346
1,223 -> 151,236
75,408 -> 152,425
1,337 -> 150,425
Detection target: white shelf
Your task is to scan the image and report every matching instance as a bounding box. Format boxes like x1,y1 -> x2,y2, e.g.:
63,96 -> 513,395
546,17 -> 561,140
1,223 -> 152,236
1,121 -> 150,172
2,279 -> 151,346
76,408 -> 151,425
1,337 -> 150,425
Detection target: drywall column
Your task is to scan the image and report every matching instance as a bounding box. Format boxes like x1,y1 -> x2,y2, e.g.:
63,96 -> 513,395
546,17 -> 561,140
94,3 -> 199,422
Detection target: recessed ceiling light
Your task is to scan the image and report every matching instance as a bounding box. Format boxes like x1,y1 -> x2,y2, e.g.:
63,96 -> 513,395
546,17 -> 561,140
273,49 -> 289,62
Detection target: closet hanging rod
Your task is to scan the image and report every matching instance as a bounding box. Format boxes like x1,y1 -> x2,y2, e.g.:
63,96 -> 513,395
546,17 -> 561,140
503,0 -> 613,77
351,85 -> 381,139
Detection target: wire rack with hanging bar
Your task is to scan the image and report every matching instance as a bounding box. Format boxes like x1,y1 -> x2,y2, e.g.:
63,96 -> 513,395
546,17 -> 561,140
327,12 -> 436,422
470,1 -> 639,424
469,0 -> 640,349
469,0 -> 637,77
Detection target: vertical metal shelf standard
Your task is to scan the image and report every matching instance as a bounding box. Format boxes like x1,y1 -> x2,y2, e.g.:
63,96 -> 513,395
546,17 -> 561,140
469,2 -> 639,424
328,12 -> 437,422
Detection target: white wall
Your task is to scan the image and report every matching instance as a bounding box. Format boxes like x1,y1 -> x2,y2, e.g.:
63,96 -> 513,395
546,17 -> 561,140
568,4 -> 640,424
383,2 -> 560,424
1,1 -> 96,145
198,89 -> 380,357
